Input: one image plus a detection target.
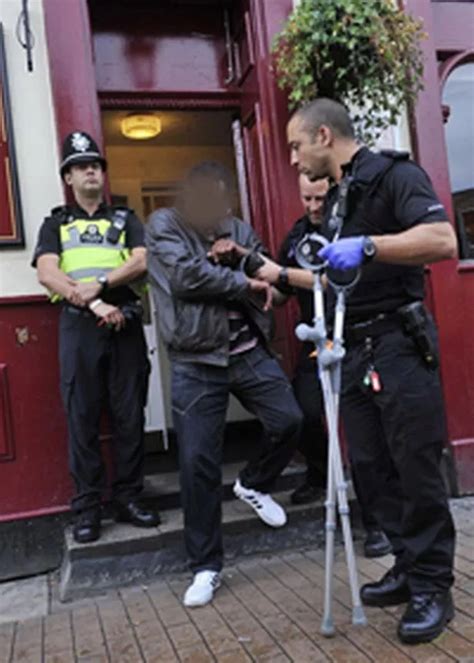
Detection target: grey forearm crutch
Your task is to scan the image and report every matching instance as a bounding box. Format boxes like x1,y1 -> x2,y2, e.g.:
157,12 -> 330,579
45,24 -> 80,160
294,232 -> 367,637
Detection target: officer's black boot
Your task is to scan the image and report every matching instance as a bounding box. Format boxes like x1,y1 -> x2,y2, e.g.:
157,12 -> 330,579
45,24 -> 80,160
398,591 -> 454,644
364,528 -> 392,558
73,507 -> 101,544
360,569 -> 410,607
114,500 -> 161,527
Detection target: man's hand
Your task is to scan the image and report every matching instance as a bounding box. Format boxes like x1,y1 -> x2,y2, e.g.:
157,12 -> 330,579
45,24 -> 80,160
318,237 -> 365,270
75,280 -> 103,304
247,278 -> 273,311
91,302 -> 126,331
208,239 -> 248,266
256,256 -> 282,285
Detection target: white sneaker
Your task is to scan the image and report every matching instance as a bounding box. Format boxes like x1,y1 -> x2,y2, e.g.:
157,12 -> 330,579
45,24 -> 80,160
233,478 -> 287,528
183,570 -> 221,608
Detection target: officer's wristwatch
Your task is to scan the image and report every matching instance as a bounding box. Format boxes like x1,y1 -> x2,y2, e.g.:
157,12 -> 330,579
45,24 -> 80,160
362,236 -> 377,263
96,274 -> 109,293
277,267 -> 290,289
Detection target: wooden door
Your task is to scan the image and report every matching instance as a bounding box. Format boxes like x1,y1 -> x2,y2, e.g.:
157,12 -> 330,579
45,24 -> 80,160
406,0 -> 474,494
230,0 -> 302,371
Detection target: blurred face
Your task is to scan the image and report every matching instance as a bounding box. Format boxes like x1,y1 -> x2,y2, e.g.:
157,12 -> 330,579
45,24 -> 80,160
182,177 -> 232,232
287,115 -> 332,181
299,175 -> 329,226
64,161 -> 104,198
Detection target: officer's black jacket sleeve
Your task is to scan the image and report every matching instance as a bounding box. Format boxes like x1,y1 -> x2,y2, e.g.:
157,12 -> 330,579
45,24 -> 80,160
275,229 -> 297,295
387,162 -> 449,229
274,218 -> 309,295
31,217 -> 61,267
125,211 -> 146,249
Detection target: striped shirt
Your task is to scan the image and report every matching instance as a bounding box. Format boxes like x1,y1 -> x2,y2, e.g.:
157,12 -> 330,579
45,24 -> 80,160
228,308 -> 258,356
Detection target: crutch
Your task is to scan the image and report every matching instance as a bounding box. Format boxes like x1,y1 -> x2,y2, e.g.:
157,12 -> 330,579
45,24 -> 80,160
294,232 -> 367,637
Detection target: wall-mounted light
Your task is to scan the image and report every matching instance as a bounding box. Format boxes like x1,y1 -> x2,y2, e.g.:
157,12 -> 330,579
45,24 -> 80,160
121,114 -> 161,140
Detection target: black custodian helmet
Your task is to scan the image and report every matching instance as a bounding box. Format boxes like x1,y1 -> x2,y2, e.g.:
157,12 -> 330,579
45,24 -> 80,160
60,131 -> 107,179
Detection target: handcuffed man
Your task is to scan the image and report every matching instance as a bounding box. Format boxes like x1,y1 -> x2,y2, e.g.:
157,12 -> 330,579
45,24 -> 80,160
146,161 -> 302,608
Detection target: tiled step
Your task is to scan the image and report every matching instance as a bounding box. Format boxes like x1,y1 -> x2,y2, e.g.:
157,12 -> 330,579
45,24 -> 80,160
141,460 -> 308,511
59,479 -> 360,602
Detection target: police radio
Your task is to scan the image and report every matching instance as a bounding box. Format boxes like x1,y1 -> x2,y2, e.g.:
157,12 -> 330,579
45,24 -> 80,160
107,208 -> 128,244
398,301 -> 439,370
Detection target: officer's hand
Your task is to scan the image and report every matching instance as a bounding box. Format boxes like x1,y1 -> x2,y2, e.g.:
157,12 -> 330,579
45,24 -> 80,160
256,256 -> 281,285
318,237 -> 365,270
208,239 -> 248,266
65,284 -> 87,307
75,281 -> 103,304
247,278 -> 273,311
93,302 -> 126,331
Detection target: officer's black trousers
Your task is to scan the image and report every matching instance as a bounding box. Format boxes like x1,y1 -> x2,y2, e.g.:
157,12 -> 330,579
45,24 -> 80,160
293,345 -> 382,531
341,324 -> 455,593
59,308 -> 150,513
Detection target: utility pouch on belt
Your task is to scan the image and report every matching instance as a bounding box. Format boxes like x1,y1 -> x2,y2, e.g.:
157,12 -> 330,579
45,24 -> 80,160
107,208 -> 128,244
121,302 -> 144,321
398,301 -> 439,370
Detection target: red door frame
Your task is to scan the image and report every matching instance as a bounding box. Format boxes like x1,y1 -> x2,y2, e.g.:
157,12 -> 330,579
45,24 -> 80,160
405,0 -> 474,494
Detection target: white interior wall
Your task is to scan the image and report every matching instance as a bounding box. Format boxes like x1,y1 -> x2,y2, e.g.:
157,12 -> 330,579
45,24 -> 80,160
106,139 -> 251,423
106,144 -> 236,219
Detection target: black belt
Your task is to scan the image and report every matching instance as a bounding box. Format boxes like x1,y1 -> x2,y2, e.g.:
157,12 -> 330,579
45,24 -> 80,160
62,305 -> 94,318
62,302 -> 143,320
345,312 -> 403,344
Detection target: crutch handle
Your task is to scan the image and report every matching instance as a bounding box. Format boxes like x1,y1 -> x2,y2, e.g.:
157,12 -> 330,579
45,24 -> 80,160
295,322 -> 325,344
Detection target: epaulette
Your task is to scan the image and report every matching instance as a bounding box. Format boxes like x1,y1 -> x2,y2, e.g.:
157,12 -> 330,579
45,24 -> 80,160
379,149 -> 410,161
111,204 -> 134,214
50,205 -> 73,223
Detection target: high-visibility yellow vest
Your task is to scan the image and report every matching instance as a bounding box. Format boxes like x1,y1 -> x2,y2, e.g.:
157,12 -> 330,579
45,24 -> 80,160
50,214 -> 130,302
58,218 -> 130,282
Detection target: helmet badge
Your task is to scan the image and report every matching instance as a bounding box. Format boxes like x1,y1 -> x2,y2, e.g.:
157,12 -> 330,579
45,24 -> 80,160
71,132 -> 91,153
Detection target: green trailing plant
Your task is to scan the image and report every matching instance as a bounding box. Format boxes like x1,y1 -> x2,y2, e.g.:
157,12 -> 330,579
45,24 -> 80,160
272,0 -> 426,143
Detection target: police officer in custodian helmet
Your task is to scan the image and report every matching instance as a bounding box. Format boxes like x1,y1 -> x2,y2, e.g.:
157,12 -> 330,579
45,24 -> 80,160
257,99 -> 457,645
33,131 -> 160,543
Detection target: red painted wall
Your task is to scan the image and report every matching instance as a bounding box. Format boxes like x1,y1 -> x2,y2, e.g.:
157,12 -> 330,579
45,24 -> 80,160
0,299 -> 72,520
89,1 -> 228,95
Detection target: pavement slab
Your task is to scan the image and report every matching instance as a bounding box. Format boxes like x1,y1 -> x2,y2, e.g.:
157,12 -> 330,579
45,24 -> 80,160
0,497 -> 473,662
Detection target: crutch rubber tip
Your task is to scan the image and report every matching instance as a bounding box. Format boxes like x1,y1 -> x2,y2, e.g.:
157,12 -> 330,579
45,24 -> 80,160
320,618 -> 336,637
352,606 -> 368,627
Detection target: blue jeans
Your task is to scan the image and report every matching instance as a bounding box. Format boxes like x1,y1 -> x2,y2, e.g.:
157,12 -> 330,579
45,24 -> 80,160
172,345 -> 303,572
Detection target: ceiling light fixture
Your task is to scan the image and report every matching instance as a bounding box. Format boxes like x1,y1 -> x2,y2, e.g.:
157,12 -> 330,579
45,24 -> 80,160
121,113 -> 162,140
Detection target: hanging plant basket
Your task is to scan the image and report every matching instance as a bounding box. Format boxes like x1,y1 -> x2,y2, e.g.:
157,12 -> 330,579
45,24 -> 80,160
272,0 -> 427,143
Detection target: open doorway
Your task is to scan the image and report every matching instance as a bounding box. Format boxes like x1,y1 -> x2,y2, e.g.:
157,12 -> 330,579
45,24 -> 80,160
101,108 -> 255,459
102,109 -> 242,220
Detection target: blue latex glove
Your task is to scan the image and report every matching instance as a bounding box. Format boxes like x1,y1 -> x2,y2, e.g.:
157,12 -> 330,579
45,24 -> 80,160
318,236 -> 365,270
